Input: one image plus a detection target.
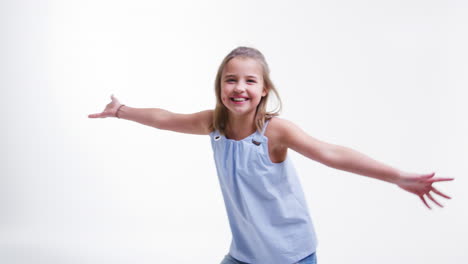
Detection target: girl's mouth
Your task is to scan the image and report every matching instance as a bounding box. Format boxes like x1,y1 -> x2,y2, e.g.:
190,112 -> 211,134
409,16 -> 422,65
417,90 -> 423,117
231,97 -> 249,102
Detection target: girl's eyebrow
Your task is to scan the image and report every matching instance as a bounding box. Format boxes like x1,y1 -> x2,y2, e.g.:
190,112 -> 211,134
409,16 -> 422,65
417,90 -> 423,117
224,74 -> 258,79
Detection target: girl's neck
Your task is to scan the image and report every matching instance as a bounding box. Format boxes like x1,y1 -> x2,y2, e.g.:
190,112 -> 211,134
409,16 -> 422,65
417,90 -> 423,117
226,113 -> 257,140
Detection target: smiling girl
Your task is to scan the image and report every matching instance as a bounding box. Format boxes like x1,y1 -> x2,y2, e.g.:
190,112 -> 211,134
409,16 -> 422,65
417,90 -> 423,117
89,46 -> 453,264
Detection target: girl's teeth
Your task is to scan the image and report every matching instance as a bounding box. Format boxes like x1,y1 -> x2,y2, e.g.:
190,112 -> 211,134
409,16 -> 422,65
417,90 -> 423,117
232,98 -> 247,102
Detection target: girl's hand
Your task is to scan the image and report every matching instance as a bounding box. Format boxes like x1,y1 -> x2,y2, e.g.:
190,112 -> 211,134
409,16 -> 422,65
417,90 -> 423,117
396,172 -> 454,209
88,94 -> 122,118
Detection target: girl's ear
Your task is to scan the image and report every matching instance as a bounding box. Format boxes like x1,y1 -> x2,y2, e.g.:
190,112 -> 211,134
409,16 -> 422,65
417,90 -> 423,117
262,86 -> 268,97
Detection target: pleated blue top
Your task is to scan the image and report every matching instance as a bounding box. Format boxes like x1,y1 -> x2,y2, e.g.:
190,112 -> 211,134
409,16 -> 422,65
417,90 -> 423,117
210,117 -> 318,264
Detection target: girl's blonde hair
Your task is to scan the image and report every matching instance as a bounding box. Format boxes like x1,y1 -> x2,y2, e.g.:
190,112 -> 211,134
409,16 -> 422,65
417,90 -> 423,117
211,46 -> 283,135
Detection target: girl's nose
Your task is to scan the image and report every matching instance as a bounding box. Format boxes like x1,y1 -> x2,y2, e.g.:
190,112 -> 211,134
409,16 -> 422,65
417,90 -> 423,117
234,82 -> 246,92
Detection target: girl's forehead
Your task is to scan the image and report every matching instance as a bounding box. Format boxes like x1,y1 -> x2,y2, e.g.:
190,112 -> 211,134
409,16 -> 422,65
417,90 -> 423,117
223,57 -> 263,77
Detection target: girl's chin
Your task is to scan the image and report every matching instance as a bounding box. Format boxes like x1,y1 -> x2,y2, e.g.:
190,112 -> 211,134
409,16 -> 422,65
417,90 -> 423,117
226,108 -> 256,116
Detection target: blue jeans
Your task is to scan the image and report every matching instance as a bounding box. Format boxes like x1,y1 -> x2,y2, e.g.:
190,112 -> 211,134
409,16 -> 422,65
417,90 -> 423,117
220,252 -> 317,264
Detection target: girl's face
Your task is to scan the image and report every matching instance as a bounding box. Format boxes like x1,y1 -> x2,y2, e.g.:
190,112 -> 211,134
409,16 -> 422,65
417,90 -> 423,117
220,57 -> 267,118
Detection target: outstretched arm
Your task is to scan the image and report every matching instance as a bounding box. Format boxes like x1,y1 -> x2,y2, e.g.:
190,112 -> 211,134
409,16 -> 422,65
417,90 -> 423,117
88,94 -> 213,135
278,118 -> 454,209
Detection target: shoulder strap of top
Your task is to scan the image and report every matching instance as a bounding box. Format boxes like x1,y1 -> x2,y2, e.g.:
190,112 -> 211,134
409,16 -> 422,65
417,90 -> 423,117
261,118 -> 271,136
211,129 -> 220,139
251,119 -> 271,144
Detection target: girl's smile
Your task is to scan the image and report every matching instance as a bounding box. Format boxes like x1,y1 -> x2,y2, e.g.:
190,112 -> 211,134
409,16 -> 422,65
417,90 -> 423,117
230,96 -> 249,104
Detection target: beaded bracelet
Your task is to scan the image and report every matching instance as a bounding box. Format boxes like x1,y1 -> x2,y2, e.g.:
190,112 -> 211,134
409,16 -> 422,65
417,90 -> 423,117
115,104 -> 126,118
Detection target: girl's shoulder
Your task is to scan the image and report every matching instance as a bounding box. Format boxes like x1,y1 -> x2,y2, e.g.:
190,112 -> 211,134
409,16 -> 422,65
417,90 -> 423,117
265,116 -> 295,146
266,116 -> 295,135
264,116 -> 293,162
265,116 -> 309,149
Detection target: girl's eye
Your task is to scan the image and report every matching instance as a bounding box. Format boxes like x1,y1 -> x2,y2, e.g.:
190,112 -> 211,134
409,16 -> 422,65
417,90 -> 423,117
225,79 -> 255,83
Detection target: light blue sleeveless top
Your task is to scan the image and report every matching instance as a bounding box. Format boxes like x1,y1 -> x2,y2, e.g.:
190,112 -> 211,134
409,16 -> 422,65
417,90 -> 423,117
210,117 -> 318,264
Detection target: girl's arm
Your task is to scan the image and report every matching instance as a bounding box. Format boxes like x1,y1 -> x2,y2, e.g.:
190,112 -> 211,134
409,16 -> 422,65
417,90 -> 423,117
88,95 -> 213,135
278,118 -> 454,209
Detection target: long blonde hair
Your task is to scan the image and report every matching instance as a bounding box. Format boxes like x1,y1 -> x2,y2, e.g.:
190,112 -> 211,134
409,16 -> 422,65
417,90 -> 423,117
211,46 -> 283,135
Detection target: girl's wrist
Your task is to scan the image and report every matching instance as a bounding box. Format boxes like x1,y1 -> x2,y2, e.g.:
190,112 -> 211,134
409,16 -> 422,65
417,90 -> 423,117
115,104 -> 126,118
394,170 -> 412,185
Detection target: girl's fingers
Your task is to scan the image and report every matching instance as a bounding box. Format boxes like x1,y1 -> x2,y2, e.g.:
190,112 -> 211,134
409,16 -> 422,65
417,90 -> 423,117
420,195 -> 431,210
111,94 -> 119,103
431,187 -> 451,199
89,95 -> 118,119
427,193 -> 443,208
88,112 -> 106,118
88,113 -> 101,118
429,177 -> 455,183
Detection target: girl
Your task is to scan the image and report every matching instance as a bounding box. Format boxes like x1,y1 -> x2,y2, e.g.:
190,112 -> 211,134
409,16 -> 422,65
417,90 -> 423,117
88,46 -> 454,264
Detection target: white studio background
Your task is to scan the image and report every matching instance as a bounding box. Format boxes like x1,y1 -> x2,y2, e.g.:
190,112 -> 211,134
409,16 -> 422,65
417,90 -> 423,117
1,0 -> 467,263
